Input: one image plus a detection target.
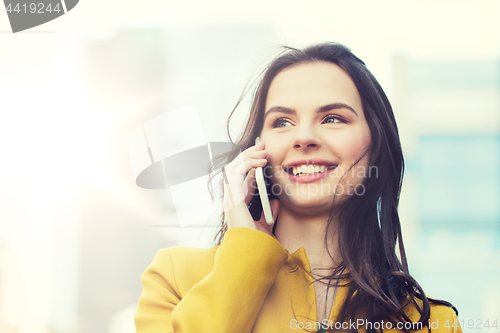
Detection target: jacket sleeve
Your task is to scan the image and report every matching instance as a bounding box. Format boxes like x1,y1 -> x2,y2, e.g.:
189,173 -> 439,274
134,227 -> 289,333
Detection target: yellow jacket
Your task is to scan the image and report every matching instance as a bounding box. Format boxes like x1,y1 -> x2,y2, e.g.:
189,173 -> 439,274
135,227 -> 463,333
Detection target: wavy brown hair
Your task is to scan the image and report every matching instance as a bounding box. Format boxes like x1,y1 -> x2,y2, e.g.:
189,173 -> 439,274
209,42 -> 457,332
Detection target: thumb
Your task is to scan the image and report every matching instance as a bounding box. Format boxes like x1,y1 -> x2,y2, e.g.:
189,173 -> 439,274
254,199 -> 280,235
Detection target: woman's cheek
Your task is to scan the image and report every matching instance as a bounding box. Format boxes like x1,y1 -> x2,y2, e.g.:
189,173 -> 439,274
335,132 -> 370,162
339,128 -> 372,185
267,155 -> 283,180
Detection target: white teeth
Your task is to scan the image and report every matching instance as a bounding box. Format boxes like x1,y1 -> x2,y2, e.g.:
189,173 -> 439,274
291,164 -> 332,176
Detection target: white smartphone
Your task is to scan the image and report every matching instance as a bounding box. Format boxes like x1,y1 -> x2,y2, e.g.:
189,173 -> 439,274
254,137 -> 274,225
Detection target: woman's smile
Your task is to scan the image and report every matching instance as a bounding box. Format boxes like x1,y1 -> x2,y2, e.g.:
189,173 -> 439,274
283,159 -> 338,183
259,61 -> 372,211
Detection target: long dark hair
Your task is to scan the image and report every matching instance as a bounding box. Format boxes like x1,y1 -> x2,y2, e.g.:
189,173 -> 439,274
209,42 -> 456,332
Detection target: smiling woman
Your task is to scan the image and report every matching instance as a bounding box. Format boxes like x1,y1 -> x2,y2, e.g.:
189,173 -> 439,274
134,43 -> 463,333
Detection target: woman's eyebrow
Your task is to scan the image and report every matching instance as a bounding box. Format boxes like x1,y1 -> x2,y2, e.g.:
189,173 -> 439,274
264,106 -> 296,119
318,103 -> 358,117
264,103 -> 358,119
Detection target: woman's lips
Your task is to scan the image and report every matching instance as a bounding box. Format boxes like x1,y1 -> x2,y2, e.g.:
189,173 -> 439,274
286,167 -> 337,183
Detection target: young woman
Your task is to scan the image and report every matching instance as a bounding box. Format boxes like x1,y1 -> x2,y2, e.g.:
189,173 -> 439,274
135,42 -> 462,333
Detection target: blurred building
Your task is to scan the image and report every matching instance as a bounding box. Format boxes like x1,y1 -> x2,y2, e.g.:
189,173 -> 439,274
395,57 -> 500,324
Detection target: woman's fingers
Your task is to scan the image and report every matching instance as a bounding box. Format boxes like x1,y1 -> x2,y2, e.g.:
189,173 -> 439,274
243,168 -> 256,206
223,143 -> 267,210
223,146 -> 267,178
223,141 -> 279,234
241,150 -> 268,172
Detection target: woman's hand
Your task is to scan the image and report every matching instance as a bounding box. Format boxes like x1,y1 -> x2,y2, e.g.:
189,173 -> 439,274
223,142 -> 279,236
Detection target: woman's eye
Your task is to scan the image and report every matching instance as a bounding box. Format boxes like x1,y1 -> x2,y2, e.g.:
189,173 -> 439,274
322,115 -> 345,124
272,118 -> 292,128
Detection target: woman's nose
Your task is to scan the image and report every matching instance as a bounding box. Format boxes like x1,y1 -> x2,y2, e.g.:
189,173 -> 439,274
292,124 -> 321,150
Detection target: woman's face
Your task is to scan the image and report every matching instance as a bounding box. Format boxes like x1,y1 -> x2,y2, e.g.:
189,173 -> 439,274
260,61 -> 372,215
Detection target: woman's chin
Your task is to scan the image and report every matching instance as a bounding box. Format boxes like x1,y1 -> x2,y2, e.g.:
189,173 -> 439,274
279,194 -> 335,215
